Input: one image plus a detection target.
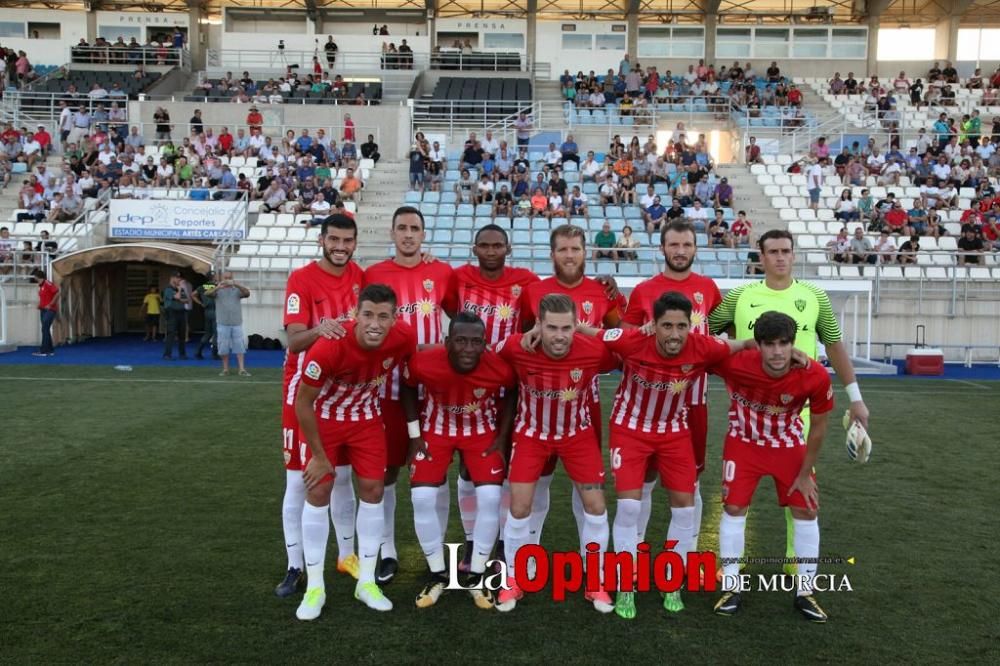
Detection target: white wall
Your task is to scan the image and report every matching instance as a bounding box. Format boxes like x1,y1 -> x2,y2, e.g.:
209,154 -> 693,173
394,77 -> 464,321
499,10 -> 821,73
0,8 -> 87,66
535,19 -> 628,79
435,17 -> 527,51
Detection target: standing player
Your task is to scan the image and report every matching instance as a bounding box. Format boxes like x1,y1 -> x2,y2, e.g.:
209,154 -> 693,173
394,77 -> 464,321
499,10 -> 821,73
520,224 -> 624,553
363,205 -> 454,585
293,284 -> 417,619
443,224 -> 539,571
708,228 -> 870,574
620,220 -> 722,554
579,292 -> 754,619
402,312 -> 517,609
277,214 -> 364,598
711,311 -> 833,622
495,294 -> 618,613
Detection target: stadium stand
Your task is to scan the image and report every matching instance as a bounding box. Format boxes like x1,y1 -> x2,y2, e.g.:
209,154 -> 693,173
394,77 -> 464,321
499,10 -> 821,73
428,77 -> 531,117
185,72 -> 383,105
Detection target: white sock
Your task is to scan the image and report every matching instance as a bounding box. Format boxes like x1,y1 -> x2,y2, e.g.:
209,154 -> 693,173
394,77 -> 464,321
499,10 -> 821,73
498,479 -> 511,535
692,481 -> 703,551
282,470 -> 306,570
381,483 -> 398,560
436,482 -> 450,540
612,499 -> 641,587
471,485 -> 502,573
572,485 -> 586,552
667,505 -> 696,577
330,465 -> 356,560
457,476 -> 477,542
719,513 -> 747,592
793,518 -> 820,596
581,511 -> 610,578
528,474 -> 553,545
412,486 -> 445,572
504,512 -> 531,573
357,500 -> 384,584
301,501 -> 330,592
637,480 -> 657,542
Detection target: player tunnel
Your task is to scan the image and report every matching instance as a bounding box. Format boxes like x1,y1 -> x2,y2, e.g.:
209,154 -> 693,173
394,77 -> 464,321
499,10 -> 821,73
50,242 -> 216,344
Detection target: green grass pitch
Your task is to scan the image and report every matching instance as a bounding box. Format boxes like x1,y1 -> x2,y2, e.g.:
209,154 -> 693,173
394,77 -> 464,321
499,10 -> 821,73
0,365 -> 996,663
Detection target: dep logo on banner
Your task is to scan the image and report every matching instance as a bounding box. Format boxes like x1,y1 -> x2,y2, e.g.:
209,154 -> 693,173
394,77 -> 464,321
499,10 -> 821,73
108,200 -> 246,240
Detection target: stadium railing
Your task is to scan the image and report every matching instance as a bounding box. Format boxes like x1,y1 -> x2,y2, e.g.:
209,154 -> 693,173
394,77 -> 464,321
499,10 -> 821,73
69,46 -> 186,68
0,250 -> 55,304
206,49 -> 529,73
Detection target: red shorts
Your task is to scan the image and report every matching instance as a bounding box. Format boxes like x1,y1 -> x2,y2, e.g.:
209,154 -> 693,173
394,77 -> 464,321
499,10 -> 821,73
379,397 -> 410,468
688,403 -> 708,474
303,418 -> 387,482
282,398 -> 348,471
610,425 -> 696,494
541,396 -> 603,476
410,431 -> 505,485
509,429 -> 605,485
720,435 -> 815,509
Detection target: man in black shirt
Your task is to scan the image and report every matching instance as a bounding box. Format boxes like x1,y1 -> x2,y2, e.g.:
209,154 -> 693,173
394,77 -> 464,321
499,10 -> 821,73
189,109 -> 203,135
666,198 -> 686,221
361,134 -> 380,164
844,73 -> 858,94
493,185 -> 513,219
957,226 -> 984,265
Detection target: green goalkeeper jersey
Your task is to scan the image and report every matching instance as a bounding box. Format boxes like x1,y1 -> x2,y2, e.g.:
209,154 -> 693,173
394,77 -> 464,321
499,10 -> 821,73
708,279 -> 842,358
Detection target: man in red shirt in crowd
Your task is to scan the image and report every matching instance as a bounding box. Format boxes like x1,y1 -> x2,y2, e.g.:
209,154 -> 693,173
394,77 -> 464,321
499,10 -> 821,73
520,223 -> 624,556
403,312 -> 517,609
34,124 -> 52,158
883,201 -> 908,233
217,126 -> 234,154
31,269 -> 58,357
711,311 -> 833,623
276,214 -> 365,598
495,293 -> 618,613
246,106 -> 263,132
363,205 -> 454,585
621,220 -> 722,559
293,284 -> 417,620
442,223 -> 539,572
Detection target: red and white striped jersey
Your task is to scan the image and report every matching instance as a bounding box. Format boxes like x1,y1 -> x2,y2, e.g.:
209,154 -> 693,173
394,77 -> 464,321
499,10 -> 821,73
300,321 -> 417,422
363,258 -> 454,400
496,333 -> 617,440
282,260 -> 364,408
622,272 -> 722,406
404,346 -> 516,438
600,329 -> 731,434
522,275 -> 622,329
712,350 -> 834,448
444,264 -> 540,346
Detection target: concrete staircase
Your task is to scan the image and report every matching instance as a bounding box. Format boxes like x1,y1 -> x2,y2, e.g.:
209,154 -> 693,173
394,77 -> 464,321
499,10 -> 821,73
353,157 -> 410,264
714,163 -> 781,235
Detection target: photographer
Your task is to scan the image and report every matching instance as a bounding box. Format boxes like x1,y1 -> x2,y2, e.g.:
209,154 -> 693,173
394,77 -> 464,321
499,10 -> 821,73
213,271 -> 251,376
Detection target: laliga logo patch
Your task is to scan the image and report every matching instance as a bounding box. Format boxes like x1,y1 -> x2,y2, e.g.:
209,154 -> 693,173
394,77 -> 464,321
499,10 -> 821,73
603,328 -> 623,341
827,386 -> 834,400
473,387 -> 486,399
423,278 -> 435,293
511,285 -> 522,298
570,368 -> 583,383
283,450 -> 292,464
383,357 -> 394,369
304,361 -> 322,381
780,393 -> 794,404
693,291 -> 704,305
286,293 -> 300,314
582,300 -> 593,315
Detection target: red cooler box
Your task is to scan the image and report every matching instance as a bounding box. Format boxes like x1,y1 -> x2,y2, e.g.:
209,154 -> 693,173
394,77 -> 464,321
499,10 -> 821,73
905,348 -> 944,375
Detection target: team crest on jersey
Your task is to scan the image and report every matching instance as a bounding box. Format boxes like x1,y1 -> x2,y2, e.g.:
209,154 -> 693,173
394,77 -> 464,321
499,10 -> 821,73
570,368 -> 583,383
511,285 -> 522,298
286,293 -> 300,314
582,301 -> 593,315
423,279 -> 435,293
473,387 -> 487,399
383,358 -> 394,369
693,291 -> 704,305
304,361 -> 322,381
781,393 -> 794,404
795,299 -> 807,312
604,328 -> 623,342
352,284 -> 361,295
681,364 -> 694,373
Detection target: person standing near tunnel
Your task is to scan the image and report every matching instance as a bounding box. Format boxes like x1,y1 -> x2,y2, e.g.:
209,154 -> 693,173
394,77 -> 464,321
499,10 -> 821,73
162,272 -> 189,360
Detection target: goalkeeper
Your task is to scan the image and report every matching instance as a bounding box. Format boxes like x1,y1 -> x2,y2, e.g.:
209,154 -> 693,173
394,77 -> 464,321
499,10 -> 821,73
709,229 -> 870,574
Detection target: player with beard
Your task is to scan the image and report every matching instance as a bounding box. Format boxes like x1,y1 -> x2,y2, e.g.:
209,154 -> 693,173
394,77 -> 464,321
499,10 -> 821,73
363,206 -> 454,585
519,224 -> 625,557
620,219 -> 722,563
276,214 -> 364,598
442,224 -> 539,572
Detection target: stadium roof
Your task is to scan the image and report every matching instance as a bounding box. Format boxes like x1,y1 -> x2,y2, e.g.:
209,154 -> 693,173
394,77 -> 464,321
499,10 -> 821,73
0,0 -> 991,23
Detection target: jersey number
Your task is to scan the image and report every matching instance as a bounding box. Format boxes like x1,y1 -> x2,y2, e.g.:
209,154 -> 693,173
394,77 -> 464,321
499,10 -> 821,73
610,447 -> 622,471
723,459 -> 736,483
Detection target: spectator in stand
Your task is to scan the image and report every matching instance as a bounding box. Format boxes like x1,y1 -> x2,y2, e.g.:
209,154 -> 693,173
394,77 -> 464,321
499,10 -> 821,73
731,210 -> 752,245
687,199 -> 708,230
714,177 -> 733,208
807,158 -> 823,211
529,187 -> 548,219
708,209 -> 731,248
361,134 -> 380,164
957,225 -> 985,265
613,224 -> 640,262
849,227 -> 876,264
593,222 -> 616,260
454,168 -> 475,203
560,135 -> 579,166
745,136 -> 763,164
811,136 -> 830,160
643,195 -> 666,233
884,201 -> 909,235
827,227 -> 851,263
834,189 -> 858,222
898,234 -> 920,265
493,184 -> 514,219
874,230 -> 897,263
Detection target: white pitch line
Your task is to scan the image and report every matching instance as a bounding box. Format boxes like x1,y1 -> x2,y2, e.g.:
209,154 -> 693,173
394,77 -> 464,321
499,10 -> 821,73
943,378 -> 993,389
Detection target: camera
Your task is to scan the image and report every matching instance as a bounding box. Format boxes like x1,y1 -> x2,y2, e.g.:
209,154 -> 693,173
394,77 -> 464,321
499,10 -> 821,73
278,40 -> 285,50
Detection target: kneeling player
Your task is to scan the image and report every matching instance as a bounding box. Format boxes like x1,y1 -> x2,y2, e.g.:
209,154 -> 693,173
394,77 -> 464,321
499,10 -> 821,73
711,311 -> 833,623
494,294 -> 618,613
293,285 -> 417,620
578,291 -> 753,619
403,312 -> 517,609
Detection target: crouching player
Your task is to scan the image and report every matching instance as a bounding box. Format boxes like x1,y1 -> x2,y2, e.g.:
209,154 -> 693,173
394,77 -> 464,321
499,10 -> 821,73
402,312 -> 517,609
712,311 -> 833,623
293,285 -> 417,620
494,294 -> 618,614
